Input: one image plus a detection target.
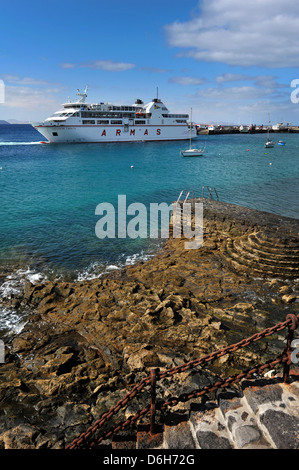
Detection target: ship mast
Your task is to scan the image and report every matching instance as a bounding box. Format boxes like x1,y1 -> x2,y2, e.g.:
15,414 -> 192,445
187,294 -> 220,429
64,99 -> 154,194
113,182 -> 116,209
76,86 -> 88,103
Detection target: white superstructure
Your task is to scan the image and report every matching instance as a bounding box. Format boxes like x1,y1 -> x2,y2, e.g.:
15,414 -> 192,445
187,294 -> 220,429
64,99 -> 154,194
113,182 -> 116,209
32,87 -> 196,143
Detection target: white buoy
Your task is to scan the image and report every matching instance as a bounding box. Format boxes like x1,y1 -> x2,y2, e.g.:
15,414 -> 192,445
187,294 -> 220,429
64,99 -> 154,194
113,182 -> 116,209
269,163 -> 272,165
131,165 -> 134,169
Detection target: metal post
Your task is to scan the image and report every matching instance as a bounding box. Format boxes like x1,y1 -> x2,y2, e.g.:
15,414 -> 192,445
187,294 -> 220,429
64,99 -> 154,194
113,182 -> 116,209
150,368 -> 157,435
283,327 -> 294,384
283,314 -> 298,384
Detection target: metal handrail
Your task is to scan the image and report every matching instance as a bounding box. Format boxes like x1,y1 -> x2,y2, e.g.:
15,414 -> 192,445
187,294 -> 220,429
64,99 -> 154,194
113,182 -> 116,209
177,187 -> 219,205
201,186 -> 219,200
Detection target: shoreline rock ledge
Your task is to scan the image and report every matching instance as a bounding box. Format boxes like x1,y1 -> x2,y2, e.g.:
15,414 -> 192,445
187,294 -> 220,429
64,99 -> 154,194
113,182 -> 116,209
0,199 -> 298,449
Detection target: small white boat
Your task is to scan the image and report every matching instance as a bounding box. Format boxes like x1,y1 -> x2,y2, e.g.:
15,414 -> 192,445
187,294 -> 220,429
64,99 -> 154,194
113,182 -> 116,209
181,147 -> 205,157
265,140 -> 275,148
181,108 -> 205,157
265,113 -> 275,148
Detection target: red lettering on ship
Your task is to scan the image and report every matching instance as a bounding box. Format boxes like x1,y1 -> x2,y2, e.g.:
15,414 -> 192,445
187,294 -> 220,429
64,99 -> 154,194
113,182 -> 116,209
144,129 -> 148,135
130,129 -> 135,135
157,129 -> 161,135
116,129 -> 121,136
101,130 -> 106,136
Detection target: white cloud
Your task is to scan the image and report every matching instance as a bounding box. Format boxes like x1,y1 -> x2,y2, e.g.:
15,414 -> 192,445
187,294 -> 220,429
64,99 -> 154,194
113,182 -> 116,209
60,60 -> 135,72
80,60 -> 135,72
196,86 -> 269,101
60,63 -> 76,69
165,0 -> 299,67
139,66 -> 170,73
215,73 -> 288,92
0,75 -> 64,119
2,85 -> 61,111
215,74 -> 253,84
169,76 -> 206,86
1,75 -> 56,86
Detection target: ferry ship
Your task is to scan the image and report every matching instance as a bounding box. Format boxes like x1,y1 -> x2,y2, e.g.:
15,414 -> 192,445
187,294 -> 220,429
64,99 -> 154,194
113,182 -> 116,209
32,87 -> 196,143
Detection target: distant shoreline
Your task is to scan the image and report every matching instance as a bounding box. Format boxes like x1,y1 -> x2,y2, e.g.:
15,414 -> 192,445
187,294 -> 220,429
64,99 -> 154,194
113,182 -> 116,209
0,121 -> 30,125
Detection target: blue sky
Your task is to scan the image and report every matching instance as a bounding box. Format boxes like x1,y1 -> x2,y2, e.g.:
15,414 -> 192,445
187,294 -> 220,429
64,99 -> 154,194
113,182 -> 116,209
1,0 -> 299,124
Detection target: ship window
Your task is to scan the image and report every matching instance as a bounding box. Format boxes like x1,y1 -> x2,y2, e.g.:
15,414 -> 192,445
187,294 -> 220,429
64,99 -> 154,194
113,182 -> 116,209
52,132 -> 58,136
82,120 -> 95,124
111,120 -> 122,124
135,120 -> 146,124
97,120 -> 109,124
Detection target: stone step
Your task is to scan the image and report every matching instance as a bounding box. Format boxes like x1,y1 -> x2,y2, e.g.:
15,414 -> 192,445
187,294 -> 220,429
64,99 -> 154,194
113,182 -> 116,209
189,402 -> 234,449
218,391 -> 272,448
254,231 -> 299,248
225,240 -> 299,272
106,379 -> 299,450
239,237 -> 299,262
223,241 -> 299,278
233,239 -> 299,267
247,234 -> 299,256
163,418 -> 198,449
241,379 -> 299,449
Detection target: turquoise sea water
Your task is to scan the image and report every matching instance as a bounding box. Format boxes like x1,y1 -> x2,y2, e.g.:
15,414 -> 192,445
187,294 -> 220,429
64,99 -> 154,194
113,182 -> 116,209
0,125 -> 298,284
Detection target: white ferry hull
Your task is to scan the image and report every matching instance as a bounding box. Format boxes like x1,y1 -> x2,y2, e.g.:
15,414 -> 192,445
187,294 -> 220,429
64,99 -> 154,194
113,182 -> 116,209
34,125 -> 195,143
31,87 -> 197,144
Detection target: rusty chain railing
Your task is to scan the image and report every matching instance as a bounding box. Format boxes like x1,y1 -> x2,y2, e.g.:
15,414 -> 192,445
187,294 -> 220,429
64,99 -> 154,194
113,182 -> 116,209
66,312 -> 299,449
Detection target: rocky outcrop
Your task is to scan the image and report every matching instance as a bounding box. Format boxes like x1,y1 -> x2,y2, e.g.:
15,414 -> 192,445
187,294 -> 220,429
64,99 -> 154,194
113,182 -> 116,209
0,200 -> 298,449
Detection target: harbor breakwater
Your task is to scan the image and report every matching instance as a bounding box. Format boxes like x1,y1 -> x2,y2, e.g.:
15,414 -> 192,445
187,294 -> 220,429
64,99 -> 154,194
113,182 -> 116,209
0,199 -> 298,449
197,126 -> 299,135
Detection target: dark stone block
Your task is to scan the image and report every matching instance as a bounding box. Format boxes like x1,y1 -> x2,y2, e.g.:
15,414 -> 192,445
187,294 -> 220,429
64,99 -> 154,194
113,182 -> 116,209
196,430 -> 232,449
164,421 -> 196,449
244,384 -> 283,414
260,410 -> 299,449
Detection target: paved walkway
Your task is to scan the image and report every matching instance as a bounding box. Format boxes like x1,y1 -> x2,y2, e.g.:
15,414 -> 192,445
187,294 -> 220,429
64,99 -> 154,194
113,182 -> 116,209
111,378 -> 299,449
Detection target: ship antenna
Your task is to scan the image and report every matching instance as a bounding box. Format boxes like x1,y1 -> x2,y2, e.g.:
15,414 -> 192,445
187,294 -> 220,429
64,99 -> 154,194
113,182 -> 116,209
76,85 -> 88,103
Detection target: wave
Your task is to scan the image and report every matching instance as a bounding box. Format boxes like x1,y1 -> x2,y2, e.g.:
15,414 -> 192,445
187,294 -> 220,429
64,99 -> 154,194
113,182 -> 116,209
0,267 -> 47,337
76,249 -> 158,282
0,307 -> 27,336
0,141 -> 43,146
0,267 -> 46,300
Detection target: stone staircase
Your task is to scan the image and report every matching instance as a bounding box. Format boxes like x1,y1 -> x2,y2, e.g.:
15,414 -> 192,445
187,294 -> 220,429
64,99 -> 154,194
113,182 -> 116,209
221,230 -> 299,279
109,378 -> 299,450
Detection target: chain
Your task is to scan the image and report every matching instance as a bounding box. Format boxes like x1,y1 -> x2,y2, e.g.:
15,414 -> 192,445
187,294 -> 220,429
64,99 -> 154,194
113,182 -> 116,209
158,353 -> 288,410
157,317 -> 294,380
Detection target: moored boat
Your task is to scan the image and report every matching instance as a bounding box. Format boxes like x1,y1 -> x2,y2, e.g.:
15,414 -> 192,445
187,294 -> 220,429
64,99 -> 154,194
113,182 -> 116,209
265,113 -> 275,148
181,108 -> 205,157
